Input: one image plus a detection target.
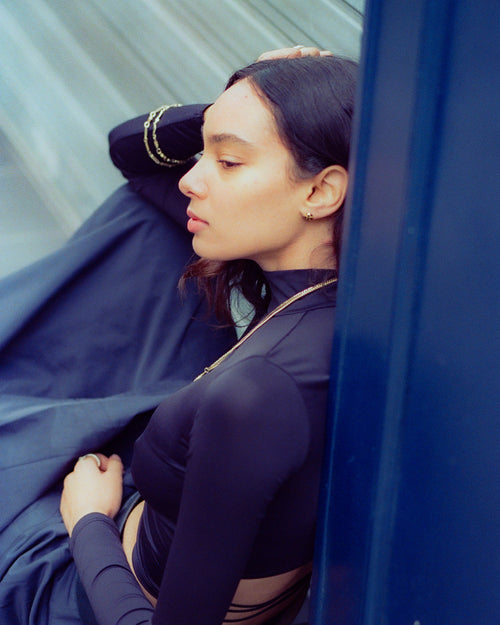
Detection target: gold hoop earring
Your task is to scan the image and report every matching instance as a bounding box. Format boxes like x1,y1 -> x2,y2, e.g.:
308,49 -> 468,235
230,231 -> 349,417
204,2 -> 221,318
304,212 -> 314,221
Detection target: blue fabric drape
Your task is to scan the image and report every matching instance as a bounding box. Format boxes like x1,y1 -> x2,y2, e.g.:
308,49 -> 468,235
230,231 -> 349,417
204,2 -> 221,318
0,184 -> 235,624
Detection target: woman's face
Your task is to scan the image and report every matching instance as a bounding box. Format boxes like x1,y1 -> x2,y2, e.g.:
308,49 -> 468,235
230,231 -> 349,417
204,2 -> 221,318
178,79 -> 314,271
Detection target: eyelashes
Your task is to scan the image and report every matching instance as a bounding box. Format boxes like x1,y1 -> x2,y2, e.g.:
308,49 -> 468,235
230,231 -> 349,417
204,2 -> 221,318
218,160 -> 242,169
197,151 -> 243,170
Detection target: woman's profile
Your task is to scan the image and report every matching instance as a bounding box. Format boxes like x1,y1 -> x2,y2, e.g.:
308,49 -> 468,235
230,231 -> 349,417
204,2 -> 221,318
2,48 -> 357,625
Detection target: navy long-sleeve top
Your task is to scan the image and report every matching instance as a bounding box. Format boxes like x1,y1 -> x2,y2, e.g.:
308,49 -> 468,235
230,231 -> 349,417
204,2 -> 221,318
69,104 -> 337,625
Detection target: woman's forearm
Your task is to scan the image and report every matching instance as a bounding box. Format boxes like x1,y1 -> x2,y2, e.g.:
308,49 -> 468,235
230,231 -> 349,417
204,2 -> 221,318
108,103 -> 208,179
107,103 -> 208,227
70,513 -> 154,625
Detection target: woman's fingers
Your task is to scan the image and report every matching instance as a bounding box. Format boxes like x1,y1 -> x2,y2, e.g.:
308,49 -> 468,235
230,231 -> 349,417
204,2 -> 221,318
76,452 -> 121,472
257,46 -> 333,62
104,454 -> 124,478
295,46 -> 321,56
295,46 -> 334,57
60,453 -> 124,535
257,47 -> 301,61
78,453 -> 102,470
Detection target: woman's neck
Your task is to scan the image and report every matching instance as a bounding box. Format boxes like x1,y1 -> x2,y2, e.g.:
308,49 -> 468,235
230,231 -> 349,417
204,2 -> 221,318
255,241 -> 336,272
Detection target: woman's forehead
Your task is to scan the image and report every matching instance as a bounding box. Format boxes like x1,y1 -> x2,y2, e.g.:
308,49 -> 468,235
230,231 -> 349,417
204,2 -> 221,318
203,80 -> 277,144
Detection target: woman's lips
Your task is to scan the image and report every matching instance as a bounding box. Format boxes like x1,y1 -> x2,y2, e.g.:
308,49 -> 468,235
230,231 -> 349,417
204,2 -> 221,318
186,208 -> 208,234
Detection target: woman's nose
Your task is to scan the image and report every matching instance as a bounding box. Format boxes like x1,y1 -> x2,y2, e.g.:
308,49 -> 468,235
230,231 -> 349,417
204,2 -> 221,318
178,159 -> 208,199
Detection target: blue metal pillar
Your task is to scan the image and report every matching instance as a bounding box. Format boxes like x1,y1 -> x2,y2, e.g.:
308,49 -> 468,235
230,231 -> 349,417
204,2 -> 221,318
311,1 -> 500,624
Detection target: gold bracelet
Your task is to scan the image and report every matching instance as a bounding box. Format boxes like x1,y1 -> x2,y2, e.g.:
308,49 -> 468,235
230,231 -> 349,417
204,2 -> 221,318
152,105 -> 187,165
143,104 -> 188,167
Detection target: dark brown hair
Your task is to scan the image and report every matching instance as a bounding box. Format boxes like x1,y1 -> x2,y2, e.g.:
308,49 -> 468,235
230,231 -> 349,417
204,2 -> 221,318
182,56 -> 358,325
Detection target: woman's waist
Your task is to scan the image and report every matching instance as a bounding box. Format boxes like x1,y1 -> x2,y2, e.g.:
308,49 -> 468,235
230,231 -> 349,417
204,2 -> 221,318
122,500 -> 158,606
121,500 -> 312,622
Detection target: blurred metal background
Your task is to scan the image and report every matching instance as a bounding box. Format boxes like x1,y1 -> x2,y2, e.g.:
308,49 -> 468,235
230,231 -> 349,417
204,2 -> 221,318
0,0 -> 364,276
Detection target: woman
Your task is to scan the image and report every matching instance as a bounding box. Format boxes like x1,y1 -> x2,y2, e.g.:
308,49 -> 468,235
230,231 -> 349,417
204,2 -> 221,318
60,51 -> 357,625
22,50 -> 357,625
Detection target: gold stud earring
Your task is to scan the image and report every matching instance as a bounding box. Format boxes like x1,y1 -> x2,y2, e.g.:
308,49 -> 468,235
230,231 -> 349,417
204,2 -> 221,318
304,212 -> 314,221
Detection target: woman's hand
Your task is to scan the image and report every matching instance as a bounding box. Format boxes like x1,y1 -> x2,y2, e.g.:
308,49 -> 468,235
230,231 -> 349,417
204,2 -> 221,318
60,453 -> 123,536
257,45 -> 333,62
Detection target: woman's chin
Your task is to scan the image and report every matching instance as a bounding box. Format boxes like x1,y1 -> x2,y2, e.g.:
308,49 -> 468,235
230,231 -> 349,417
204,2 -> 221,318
192,239 -> 219,261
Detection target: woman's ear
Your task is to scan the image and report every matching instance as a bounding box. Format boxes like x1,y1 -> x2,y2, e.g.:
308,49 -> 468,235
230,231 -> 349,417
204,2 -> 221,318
304,165 -> 348,219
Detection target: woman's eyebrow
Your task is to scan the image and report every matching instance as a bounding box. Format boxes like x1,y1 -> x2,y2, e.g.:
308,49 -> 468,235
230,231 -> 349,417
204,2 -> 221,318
204,132 -> 256,148
201,107 -> 256,149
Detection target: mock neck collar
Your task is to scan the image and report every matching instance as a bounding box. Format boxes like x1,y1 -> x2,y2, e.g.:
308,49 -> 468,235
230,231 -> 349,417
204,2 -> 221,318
263,268 -> 337,311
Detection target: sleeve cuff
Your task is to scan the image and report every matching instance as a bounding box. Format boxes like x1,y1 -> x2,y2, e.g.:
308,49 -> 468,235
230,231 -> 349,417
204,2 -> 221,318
69,512 -> 119,554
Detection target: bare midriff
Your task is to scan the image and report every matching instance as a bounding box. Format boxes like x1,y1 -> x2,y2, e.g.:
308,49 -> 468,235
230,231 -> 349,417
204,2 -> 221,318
122,501 -> 312,625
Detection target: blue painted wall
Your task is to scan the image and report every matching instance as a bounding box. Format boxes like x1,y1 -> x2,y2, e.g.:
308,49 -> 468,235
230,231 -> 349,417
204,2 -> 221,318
311,1 -> 500,623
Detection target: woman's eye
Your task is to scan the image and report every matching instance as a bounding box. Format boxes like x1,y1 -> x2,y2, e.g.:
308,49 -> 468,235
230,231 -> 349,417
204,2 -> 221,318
218,160 -> 241,169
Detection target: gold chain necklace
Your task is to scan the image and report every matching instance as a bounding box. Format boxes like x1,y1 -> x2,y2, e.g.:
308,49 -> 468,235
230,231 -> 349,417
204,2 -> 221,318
194,277 -> 337,381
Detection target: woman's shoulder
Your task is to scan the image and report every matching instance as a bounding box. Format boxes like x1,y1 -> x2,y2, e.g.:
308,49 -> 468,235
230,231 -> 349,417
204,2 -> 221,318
203,354 -> 306,415
234,303 -> 336,378
194,355 -> 311,468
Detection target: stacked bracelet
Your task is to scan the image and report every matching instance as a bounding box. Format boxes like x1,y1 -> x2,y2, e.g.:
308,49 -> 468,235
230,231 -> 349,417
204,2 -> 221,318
143,104 -> 189,167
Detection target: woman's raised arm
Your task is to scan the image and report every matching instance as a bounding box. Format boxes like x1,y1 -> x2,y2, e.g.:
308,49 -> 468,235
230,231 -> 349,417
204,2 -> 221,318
108,103 -> 208,227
